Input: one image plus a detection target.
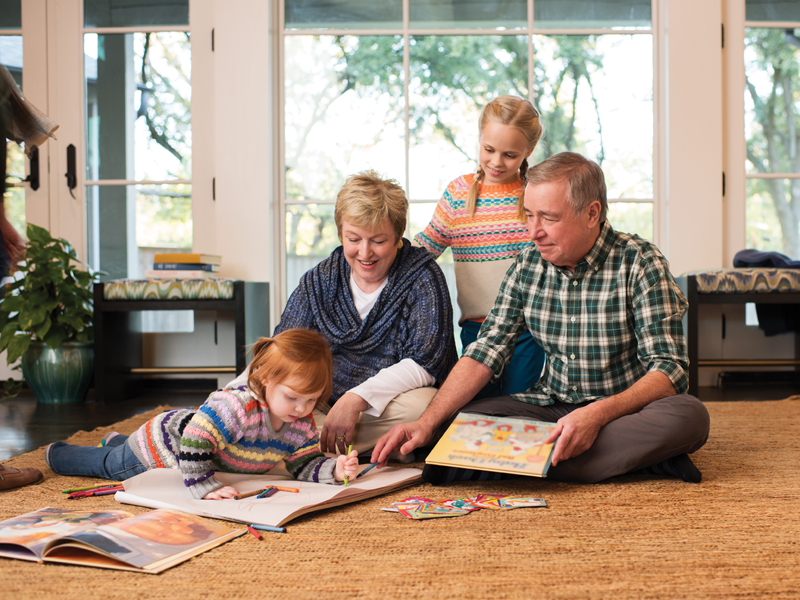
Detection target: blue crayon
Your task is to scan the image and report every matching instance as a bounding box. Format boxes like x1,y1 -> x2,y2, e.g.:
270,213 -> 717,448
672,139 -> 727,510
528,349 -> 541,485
249,523 -> 287,533
356,462 -> 378,479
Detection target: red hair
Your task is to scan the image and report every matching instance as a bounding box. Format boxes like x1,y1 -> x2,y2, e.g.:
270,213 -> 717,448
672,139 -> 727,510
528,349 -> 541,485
246,329 -> 333,409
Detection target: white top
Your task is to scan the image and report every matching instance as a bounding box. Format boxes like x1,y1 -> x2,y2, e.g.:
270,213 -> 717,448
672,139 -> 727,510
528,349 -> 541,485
349,275 -> 435,416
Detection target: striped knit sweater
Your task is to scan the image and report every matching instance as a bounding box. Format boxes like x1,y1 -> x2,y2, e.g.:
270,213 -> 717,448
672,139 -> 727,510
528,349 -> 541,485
127,384 -> 336,499
414,174 -> 531,324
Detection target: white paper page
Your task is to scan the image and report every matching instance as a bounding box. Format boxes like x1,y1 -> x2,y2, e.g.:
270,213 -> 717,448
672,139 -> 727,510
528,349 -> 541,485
116,466 -> 421,527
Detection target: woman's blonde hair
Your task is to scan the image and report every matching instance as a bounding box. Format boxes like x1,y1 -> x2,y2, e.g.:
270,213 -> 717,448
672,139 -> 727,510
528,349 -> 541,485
247,329 -> 333,410
469,95 -> 543,216
334,170 -> 408,244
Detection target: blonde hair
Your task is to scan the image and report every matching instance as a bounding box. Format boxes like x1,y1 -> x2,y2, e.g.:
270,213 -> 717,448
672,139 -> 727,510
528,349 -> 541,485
524,152 -> 608,223
469,95 -> 543,216
247,329 -> 333,410
334,170 -> 408,244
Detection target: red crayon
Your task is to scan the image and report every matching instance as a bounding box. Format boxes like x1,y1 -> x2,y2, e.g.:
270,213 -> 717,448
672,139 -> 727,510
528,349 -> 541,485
247,525 -> 263,540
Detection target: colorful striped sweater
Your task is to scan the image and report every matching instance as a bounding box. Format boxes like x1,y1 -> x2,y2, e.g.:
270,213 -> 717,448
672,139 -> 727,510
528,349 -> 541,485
127,384 -> 336,499
414,174 -> 531,324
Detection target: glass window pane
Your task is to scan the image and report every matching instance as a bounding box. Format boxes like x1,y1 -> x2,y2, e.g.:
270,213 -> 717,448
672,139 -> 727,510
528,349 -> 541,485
85,32 -> 191,182
746,178 -> 800,259
285,0 -> 402,30
744,28 -> 799,175
284,35 -> 404,202
534,0 -> 651,30
84,0 -> 189,28
607,201 -> 653,241
0,2 -> 21,29
86,183 -> 191,278
746,0 -> 800,22
409,0 -> 526,30
408,34 -> 529,201
2,34 -> 24,235
4,186 -> 25,240
285,203 -> 339,297
0,36 -> 22,83
532,34 -> 653,198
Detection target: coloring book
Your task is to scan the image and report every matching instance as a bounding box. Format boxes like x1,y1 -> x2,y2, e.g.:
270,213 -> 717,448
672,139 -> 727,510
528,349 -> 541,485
425,412 -> 557,477
116,465 -> 422,527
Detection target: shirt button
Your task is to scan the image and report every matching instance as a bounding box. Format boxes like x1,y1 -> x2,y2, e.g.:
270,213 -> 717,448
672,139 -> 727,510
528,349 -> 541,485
570,354 -> 575,359
572,281 -> 578,286
572,386 -> 578,391
571,316 -> 576,322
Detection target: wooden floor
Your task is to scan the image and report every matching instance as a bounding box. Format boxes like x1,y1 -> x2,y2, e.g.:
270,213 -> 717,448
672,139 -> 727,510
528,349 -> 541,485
1,383 -> 798,462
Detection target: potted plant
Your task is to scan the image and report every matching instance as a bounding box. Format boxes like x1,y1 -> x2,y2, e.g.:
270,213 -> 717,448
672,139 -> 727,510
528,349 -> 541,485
0,223 -> 101,403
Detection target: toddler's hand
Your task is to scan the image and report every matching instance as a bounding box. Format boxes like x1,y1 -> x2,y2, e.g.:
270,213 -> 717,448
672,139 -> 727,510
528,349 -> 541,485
203,485 -> 239,500
334,450 -> 359,482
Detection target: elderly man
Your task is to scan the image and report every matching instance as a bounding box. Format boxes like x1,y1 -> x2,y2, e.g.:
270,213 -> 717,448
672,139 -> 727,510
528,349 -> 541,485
372,152 -> 709,484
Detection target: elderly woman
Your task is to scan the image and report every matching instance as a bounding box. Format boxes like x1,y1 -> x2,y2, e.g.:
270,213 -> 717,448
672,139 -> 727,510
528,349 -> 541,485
275,170 -> 457,460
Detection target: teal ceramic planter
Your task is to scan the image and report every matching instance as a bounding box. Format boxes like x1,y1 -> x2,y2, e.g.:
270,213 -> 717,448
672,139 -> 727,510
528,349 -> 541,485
21,341 -> 94,404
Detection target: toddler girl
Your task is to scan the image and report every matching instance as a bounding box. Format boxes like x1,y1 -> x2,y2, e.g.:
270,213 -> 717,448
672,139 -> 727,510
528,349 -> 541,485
46,329 -> 359,499
415,95 -> 546,399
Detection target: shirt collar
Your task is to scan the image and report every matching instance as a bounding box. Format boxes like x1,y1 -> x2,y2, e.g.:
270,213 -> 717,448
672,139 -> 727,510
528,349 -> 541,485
573,220 -> 615,275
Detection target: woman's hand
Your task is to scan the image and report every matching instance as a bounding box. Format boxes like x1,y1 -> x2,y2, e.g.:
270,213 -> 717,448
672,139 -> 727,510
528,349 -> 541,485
334,449 -> 359,482
203,485 -> 239,500
320,392 -> 368,455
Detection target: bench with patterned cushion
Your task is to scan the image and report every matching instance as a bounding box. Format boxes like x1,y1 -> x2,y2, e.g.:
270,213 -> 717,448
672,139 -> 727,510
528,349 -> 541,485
102,277 -> 237,301
676,268 -> 800,396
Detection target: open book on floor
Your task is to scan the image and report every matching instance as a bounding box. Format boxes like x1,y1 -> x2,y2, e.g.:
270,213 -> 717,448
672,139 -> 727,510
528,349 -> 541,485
116,465 -> 422,527
425,412 -> 557,478
0,507 -> 244,573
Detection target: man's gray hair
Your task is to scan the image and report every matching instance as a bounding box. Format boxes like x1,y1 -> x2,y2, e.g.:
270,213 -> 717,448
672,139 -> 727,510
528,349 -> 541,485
525,152 -> 608,223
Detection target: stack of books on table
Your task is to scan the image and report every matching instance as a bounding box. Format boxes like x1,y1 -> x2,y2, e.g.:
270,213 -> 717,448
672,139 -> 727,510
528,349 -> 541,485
146,253 -> 222,279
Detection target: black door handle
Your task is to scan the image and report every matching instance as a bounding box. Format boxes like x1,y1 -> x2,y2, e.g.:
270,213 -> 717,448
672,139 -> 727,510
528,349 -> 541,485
65,143 -> 76,198
24,146 -> 39,190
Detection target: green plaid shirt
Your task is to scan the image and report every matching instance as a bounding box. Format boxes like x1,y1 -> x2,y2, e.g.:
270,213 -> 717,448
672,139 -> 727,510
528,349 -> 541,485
464,221 -> 689,405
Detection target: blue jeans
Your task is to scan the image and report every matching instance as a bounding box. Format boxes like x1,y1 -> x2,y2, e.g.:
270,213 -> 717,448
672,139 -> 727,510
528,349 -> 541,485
47,435 -> 148,480
460,321 -> 546,401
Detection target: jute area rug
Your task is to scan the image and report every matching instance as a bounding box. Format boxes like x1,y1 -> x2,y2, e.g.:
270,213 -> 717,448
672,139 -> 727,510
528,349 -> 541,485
1,399 -> 799,600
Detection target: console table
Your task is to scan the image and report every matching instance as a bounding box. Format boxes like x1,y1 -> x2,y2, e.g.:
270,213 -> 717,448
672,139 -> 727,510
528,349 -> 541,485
93,280 -> 270,402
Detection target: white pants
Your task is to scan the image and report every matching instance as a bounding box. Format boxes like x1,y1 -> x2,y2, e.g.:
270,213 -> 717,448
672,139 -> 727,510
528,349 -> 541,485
313,387 -> 437,456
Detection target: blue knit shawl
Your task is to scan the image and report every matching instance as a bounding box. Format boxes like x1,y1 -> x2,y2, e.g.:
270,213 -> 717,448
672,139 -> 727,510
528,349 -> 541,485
275,240 -> 457,404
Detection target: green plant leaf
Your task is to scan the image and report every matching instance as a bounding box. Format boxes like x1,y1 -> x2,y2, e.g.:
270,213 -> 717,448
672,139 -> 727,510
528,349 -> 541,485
6,334 -> 31,364
43,329 -> 68,350
19,306 -> 48,330
0,295 -> 25,312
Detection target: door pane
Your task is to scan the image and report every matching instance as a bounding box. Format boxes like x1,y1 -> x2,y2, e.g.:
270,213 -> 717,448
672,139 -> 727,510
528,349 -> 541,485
0,1 -> 21,29
408,34 -> 528,201
744,28 -> 800,175
409,0 -> 526,30
1,34 -> 24,235
85,32 -> 192,182
532,34 -> 653,199
746,178 -> 800,259
607,202 -> 653,241
285,0 -> 402,30
84,0 -> 188,28
284,35 -> 405,202
746,0 -> 800,22
534,0 -> 651,30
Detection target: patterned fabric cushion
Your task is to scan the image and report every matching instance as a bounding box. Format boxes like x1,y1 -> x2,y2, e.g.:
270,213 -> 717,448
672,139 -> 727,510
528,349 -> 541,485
103,278 -> 237,300
684,268 -> 800,294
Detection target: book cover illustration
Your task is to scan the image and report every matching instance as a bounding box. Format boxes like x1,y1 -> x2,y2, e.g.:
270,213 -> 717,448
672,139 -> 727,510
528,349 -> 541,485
425,412 -> 557,477
0,507 -> 243,573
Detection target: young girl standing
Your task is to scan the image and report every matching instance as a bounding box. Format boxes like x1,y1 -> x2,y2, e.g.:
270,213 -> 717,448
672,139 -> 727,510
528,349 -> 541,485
415,95 -> 545,399
46,329 -> 359,499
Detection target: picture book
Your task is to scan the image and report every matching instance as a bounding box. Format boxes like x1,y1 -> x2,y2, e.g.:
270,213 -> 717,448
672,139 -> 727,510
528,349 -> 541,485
0,507 -> 244,573
153,252 -> 222,265
425,412 -> 557,478
116,465 -> 422,527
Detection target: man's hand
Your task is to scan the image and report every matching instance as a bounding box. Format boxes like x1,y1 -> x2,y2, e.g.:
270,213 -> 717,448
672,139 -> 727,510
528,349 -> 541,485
371,419 -> 434,468
544,404 -> 603,466
320,392 -> 368,455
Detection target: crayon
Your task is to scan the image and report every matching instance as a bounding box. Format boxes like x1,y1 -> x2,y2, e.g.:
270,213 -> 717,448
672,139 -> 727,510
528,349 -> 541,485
256,486 -> 276,499
273,486 -> 300,493
234,488 -> 267,500
356,462 -> 378,478
93,488 -> 124,496
62,483 -> 121,494
247,525 -> 263,540
249,523 -> 287,533
344,444 -> 353,487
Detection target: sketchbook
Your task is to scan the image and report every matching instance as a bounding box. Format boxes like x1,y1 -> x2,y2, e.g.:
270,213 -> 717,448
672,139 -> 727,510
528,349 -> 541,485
116,465 -> 422,527
425,412 -> 557,478
0,507 -> 244,573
